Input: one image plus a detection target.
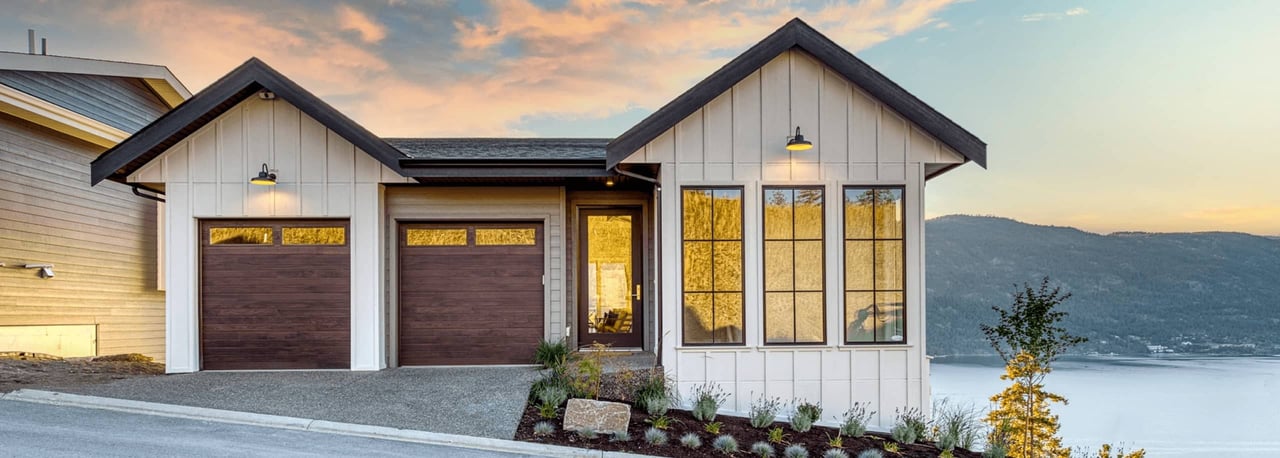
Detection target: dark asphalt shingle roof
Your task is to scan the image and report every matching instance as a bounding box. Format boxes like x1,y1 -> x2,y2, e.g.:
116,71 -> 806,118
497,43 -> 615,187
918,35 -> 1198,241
384,138 -> 610,161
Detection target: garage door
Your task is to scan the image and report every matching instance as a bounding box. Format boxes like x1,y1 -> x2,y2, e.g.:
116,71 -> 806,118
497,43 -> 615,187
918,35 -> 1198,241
200,220 -> 350,370
399,222 -> 545,365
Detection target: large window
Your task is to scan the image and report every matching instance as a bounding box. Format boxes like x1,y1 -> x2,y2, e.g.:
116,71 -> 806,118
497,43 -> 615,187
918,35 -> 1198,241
843,187 -> 906,344
763,187 -> 825,344
681,188 -> 744,345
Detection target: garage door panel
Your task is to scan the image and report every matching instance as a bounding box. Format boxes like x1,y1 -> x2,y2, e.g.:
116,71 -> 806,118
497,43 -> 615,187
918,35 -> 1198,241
200,220 -> 350,371
399,222 -> 545,366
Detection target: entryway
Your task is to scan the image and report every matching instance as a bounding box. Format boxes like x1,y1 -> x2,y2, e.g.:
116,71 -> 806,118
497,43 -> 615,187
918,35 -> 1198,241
576,208 -> 644,348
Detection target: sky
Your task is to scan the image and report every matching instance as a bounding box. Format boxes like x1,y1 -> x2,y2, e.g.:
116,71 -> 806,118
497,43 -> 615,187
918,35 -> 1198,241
4,1 -> 1277,235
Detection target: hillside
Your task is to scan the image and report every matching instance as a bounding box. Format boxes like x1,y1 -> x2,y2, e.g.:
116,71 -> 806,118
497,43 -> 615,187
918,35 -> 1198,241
925,215 -> 1280,356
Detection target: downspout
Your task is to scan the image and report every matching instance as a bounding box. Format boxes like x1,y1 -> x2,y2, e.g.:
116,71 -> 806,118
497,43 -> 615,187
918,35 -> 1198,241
130,183 -> 166,203
611,165 -> 663,369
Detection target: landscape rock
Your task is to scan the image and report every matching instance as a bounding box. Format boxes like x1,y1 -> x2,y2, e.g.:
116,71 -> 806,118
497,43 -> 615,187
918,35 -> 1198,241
562,398 -> 630,434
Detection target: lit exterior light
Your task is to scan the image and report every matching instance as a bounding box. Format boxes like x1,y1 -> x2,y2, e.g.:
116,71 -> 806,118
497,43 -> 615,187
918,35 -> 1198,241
250,163 -> 277,186
785,126 -> 813,151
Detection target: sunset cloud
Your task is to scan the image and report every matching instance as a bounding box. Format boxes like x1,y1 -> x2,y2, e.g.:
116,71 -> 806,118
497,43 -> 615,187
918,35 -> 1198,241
1022,6 -> 1089,22
336,4 -> 387,43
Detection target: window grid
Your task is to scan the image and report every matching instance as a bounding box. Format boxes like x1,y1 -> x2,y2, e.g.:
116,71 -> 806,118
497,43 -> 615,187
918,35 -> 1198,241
681,187 -> 745,346
843,186 -> 906,345
763,186 -> 826,345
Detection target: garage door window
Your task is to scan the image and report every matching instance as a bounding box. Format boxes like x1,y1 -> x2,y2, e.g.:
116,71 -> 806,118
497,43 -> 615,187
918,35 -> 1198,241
210,227 -> 272,245
476,228 -> 537,246
406,228 -> 467,246
283,227 -> 346,245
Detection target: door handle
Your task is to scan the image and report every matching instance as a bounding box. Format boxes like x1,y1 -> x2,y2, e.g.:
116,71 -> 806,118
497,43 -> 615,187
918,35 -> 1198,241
632,284 -> 642,301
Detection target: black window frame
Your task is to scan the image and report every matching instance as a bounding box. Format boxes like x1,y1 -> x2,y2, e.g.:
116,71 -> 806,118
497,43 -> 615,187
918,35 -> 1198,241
761,185 -> 827,346
841,185 -> 907,345
679,186 -> 746,346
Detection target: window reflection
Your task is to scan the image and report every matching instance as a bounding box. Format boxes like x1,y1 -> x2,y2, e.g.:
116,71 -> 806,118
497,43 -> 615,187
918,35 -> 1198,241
210,227 -> 272,245
682,188 -> 744,345
406,228 -> 467,246
763,187 -> 825,344
843,187 -> 906,344
282,227 -> 345,245
476,228 -> 536,246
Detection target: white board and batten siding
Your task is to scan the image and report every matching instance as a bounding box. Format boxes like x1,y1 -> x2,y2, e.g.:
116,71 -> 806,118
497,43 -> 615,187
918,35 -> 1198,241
128,97 -> 411,373
624,50 -> 964,427
383,187 -> 568,353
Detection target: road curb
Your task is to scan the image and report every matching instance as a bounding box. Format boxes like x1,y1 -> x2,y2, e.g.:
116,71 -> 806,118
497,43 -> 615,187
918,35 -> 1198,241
2,389 -> 650,457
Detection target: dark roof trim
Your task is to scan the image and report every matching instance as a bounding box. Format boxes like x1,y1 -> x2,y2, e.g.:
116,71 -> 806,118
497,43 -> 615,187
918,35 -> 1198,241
605,18 -> 987,169
91,58 -> 406,185
399,157 -> 610,178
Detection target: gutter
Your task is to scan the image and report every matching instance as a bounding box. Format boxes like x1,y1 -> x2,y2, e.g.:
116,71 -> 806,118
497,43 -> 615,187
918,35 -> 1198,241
130,183 -> 165,202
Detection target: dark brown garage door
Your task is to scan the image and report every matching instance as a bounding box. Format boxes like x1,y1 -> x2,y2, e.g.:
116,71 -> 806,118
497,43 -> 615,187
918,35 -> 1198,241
399,222 -> 545,365
200,220 -> 350,370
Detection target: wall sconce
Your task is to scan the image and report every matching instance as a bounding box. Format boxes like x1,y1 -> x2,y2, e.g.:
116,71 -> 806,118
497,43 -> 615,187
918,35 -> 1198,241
250,163 -> 277,186
24,264 -> 54,278
785,126 -> 813,151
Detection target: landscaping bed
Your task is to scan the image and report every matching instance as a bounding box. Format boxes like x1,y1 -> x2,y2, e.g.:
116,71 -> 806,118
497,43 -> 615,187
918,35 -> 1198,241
0,352 -> 164,393
515,400 -> 982,457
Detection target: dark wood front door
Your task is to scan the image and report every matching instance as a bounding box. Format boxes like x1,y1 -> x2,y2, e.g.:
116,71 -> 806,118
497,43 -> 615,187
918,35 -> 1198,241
199,220 -> 350,370
577,208 -> 644,348
398,222 -> 545,365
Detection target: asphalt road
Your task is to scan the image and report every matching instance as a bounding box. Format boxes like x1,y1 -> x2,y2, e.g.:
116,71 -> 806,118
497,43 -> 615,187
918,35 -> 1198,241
0,400 -> 543,457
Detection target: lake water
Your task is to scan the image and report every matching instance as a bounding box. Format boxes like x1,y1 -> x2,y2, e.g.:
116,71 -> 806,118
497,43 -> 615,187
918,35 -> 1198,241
931,356 -> 1280,457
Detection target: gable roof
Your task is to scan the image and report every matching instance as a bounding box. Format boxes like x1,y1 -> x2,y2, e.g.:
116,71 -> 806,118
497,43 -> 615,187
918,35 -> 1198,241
605,18 -> 987,169
91,58 -> 406,185
387,138 -> 609,160
0,51 -> 190,107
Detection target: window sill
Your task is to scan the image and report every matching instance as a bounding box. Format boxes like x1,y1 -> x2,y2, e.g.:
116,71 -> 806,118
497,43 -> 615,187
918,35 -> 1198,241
675,344 -> 915,352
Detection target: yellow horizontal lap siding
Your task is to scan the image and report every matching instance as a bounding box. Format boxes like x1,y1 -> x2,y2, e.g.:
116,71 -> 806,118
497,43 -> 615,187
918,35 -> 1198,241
0,114 -> 164,361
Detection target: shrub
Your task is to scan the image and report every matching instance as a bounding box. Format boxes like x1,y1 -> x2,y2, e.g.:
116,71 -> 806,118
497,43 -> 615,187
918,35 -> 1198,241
790,400 -> 823,433
983,420 -> 1011,458
890,423 -> 917,445
856,450 -> 884,458
646,414 -> 676,430
750,396 -> 784,428
532,421 -> 554,436
704,421 -> 723,434
535,385 -> 569,418
826,432 -> 843,448
823,450 -> 849,458
680,432 -> 703,449
767,426 -> 788,444
568,356 -> 604,399
712,435 -> 740,453
784,444 -> 810,458
1097,443 -> 1147,458
839,403 -> 875,438
638,391 -> 671,416
933,398 -> 982,450
611,430 -> 632,442
577,428 -> 598,439
644,427 -> 669,445
634,371 -> 676,414
751,441 -> 776,457
691,382 -> 729,422
530,372 -> 573,401
533,338 -> 569,370
883,442 -> 900,453
895,407 -> 928,442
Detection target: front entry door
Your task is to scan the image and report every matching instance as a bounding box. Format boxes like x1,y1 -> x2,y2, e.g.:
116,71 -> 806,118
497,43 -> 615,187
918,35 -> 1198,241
578,208 -> 643,348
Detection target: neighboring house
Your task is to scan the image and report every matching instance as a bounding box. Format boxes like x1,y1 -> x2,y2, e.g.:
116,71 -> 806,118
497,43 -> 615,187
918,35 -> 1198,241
0,50 -> 189,358
90,19 -> 984,425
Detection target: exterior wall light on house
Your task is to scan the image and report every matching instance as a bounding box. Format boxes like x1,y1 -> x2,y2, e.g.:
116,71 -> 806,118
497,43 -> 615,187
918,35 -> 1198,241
24,264 -> 54,278
250,163 -> 277,186
785,126 -> 813,151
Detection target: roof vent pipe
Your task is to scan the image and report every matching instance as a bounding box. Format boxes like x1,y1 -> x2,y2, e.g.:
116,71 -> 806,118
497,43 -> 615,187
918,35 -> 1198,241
41,38 -> 47,55
28,29 -> 35,54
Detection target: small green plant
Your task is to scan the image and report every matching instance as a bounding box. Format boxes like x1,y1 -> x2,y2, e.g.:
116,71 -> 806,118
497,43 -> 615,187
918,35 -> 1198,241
535,385 -> 568,419
691,382 -> 729,421
790,400 -> 823,433
895,407 -> 928,442
645,414 -> 676,430
704,421 -> 723,434
884,442 -> 900,453
569,357 -> 604,399
577,428 -> 598,440
638,391 -> 672,416
784,444 -> 810,458
634,371 -> 676,413
839,403 -> 875,437
680,432 -> 703,449
933,398 -> 982,450
826,432 -> 843,448
750,395 -> 784,428
939,450 -> 955,458
532,421 -> 555,436
533,338 -> 569,370
890,423 -> 917,445
767,426 -> 789,444
530,372 -> 573,401
857,450 -> 885,458
751,441 -> 777,457
713,434 -> 740,453
644,427 -> 669,445
983,420 -> 1011,458
611,430 -> 632,442
823,450 -> 850,458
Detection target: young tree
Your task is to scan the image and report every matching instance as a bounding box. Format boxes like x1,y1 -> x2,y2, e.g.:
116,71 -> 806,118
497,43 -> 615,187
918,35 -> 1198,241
981,278 -> 1086,458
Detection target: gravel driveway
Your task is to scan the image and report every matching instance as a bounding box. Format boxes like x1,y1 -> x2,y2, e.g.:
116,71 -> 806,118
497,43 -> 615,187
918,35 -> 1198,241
62,366 -> 541,439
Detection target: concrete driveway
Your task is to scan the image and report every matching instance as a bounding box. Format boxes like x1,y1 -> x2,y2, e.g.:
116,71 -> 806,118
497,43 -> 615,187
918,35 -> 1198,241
61,366 -> 541,439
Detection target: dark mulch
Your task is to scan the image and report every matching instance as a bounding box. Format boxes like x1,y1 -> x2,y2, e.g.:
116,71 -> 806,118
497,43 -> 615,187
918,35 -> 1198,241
0,353 -> 164,393
515,399 -> 981,458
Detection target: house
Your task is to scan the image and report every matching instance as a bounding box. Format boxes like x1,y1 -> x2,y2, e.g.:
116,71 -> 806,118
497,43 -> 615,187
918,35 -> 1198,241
0,48 -> 189,359
90,19 -> 984,425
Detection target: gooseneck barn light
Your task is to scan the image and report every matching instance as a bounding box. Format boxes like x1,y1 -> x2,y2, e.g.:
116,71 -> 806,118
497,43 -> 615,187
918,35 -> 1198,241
250,163 -> 277,186
785,126 -> 813,151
